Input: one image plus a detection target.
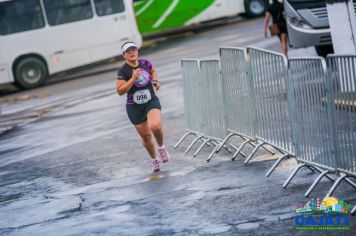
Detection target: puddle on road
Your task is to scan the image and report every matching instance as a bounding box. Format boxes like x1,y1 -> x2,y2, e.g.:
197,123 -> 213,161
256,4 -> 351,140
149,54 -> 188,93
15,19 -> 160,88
1,92 -> 51,105
198,224 -> 232,234
0,94 -> 130,167
145,171 -> 169,182
147,175 -> 166,181
236,222 -> 260,230
143,166 -> 198,182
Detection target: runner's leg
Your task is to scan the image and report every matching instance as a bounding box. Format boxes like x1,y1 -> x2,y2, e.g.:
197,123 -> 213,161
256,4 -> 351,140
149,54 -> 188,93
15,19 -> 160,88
134,121 -> 157,159
280,33 -> 288,56
147,108 -> 163,147
147,108 -> 170,162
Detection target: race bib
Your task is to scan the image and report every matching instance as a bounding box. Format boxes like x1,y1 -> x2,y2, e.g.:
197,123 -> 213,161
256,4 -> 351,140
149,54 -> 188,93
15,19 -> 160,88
133,89 -> 151,104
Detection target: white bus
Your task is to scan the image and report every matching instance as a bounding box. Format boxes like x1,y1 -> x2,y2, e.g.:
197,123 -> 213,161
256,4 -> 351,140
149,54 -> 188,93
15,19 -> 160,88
134,0 -> 268,36
0,0 -> 142,89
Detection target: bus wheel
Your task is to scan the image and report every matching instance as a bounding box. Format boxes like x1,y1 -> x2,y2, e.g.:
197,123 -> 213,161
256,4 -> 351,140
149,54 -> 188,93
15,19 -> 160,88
315,44 -> 334,58
244,0 -> 266,17
14,57 -> 48,89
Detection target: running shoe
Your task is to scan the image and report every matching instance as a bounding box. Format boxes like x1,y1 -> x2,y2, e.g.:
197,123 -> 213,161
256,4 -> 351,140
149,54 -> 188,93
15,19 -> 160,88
158,147 -> 170,163
152,159 -> 160,172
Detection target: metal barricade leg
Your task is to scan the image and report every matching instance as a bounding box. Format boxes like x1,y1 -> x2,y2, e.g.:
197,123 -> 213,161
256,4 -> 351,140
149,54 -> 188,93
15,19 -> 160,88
312,166 -> 334,182
244,142 -> 266,165
226,142 -> 247,157
210,140 -> 220,146
261,145 -> 276,155
306,165 -> 316,172
184,136 -> 203,154
193,138 -> 210,157
206,141 -> 224,162
206,141 -> 239,162
223,143 -> 237,153
224,143 -> 247,156
266,154 -> 290,177
344,177 -> 356,189
174,131 -> 194,149
222,144 -> 234,154
207,142 -> 220,162
283,163 -> 307,189
304,170 -> 334,197
239,151 -> 246,158
324,174 -> 347,199
206,141 -> 223,162
216,132 -> 236,153
232,139 -> 252,161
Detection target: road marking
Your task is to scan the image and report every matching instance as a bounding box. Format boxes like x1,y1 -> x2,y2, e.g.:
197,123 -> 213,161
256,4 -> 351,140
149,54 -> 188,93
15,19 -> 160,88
153,0 -> 180,28
136,0 -> 154,17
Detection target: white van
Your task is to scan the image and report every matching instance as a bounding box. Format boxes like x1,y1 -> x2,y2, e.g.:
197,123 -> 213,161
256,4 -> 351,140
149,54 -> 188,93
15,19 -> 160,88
284,0 -> 356,57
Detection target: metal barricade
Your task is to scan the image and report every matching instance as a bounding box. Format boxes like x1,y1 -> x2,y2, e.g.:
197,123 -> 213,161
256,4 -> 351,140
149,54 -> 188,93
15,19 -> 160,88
246,47 -> 294,171
176,59 -> 233,158
220,47 -> 254,139
194,60 -> 232,159
324,55 -> 356,205
177,50 -> 356,213
209,47 -> 274,162
199,60 -> 226,140
174,60 -> 203,150
283,58 -> 337,196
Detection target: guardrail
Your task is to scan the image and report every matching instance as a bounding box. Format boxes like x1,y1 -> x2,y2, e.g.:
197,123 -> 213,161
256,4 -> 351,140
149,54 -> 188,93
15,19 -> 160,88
175,47 -> 356,214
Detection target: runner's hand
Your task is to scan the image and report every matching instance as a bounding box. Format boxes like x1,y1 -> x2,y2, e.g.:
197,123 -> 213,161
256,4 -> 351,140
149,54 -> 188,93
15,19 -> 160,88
152,80 -> 160,91
132,68 -> 141,80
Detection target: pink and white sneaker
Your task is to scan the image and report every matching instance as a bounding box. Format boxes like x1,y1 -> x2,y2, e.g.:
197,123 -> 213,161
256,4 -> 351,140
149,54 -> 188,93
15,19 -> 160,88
152,159 -> 160,172
158,147 -> 171,163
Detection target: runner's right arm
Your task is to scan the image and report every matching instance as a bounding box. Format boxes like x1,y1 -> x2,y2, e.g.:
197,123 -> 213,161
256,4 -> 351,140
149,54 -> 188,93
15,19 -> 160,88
263,11 -> 271,38
116,69 -> 141,96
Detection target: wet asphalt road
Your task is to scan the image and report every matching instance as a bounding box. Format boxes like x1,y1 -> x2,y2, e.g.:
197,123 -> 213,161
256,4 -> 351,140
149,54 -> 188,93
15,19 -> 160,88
0,17 -> 355,235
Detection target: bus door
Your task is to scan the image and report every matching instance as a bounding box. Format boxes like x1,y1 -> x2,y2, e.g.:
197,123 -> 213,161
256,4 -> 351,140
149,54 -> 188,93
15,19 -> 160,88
90,0 -> 132,61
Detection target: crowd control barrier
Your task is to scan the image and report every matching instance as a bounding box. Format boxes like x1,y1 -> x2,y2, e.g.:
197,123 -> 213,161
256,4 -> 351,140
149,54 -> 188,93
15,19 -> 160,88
245,47 -> 294,175
175,60 -> 236,159
283,58 -> 337,196
324,56 -> 356,214
176,48 -> 356,212
208,47 -> 275,162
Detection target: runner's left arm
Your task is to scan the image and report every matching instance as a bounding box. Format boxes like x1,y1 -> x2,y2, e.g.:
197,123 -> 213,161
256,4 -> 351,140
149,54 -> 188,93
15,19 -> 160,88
151,67 -> 160,91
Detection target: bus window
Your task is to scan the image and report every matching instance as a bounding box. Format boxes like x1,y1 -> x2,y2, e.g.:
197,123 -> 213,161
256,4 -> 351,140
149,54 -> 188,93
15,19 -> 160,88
94,0 -> 125,16
43,0 -> 93,26
0,0 -> 45,35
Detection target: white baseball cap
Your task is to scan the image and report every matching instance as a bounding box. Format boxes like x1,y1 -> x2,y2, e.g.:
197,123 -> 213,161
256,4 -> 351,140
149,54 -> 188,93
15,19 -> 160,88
121,41 -> 137,54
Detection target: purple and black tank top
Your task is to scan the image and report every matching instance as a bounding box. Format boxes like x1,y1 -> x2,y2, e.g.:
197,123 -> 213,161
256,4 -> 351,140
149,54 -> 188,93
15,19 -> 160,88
117,58 -> 157,105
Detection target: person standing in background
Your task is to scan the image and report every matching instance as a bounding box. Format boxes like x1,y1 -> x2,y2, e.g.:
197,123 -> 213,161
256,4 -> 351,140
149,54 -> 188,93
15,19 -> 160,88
263,0 -> 288,56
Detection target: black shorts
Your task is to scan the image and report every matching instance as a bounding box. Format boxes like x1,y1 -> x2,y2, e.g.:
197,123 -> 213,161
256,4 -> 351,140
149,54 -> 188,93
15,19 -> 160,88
126,98 -> 161,125
277,22 -> 288,35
